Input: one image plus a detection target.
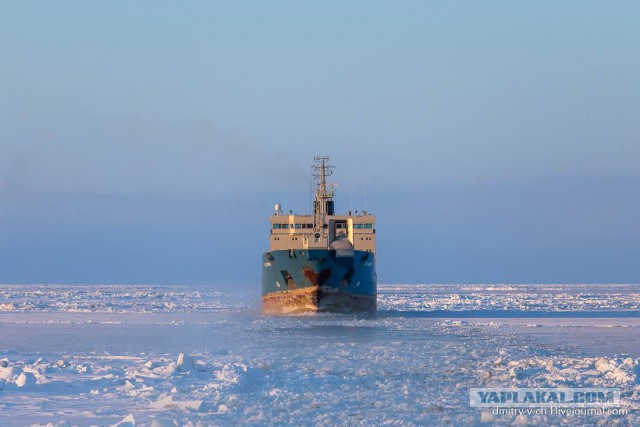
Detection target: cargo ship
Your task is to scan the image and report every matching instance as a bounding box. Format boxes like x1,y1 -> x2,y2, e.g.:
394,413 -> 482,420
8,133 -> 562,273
262,156 -> 377,314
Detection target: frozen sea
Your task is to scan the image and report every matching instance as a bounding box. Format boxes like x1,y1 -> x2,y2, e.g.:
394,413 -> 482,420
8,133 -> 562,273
1,284 -> 639,426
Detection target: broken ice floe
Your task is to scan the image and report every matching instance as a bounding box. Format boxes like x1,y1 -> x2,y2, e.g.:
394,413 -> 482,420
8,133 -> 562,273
0,284 -> 246,313
2,283 -> 640,426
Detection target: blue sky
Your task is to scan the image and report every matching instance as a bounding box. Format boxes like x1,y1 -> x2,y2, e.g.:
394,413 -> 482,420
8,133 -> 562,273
1,2 -> 639,285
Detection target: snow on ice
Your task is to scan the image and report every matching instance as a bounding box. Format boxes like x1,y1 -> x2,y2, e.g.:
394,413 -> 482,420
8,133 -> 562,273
0,284 -> 639,426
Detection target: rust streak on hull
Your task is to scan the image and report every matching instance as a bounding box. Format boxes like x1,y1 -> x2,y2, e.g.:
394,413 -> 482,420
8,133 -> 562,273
302,267 -> 331,286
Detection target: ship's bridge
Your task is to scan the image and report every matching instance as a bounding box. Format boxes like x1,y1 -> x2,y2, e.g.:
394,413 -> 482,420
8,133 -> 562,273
269,212 -> 376,254
268,156 -> 376,255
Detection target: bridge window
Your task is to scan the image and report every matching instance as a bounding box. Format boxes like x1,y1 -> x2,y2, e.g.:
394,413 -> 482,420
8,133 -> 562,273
354,223 -> 372,229
273,224 -> 281,229
282,224 -> 289,229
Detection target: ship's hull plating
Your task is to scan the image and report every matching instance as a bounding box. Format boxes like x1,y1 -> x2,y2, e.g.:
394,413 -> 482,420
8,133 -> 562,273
262,249 -> 376,314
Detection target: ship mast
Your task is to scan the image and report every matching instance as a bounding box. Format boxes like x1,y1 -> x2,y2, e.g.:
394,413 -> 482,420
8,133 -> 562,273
312,156 -> 334,230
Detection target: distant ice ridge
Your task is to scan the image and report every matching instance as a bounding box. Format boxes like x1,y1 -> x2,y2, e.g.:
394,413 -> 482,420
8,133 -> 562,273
2,283 -> 639,314
0,284 -> 247,313
379,283 -> 640,312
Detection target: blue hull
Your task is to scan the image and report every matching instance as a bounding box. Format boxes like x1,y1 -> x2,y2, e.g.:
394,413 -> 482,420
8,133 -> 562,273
262,249 -> 377,314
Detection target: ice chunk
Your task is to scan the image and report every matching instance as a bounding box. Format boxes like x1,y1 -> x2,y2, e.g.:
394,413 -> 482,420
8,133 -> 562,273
111,414 -> 136,427
144,360 -> 158,369
595,357 -> 608,370
480,411 -> 495,423
176,353 -> 194,373
0,357 -> 9,367
0,302 -> 15,310
151,395 -> 180,409
0,366 -> 22,382
150,395 -> 203,412
513,414 -> 528,425
179,400 -> 204,411
76,363 -> 93,374
15,372 -> 38,388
